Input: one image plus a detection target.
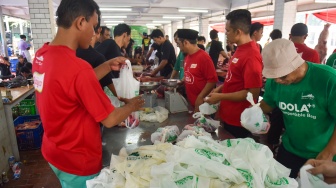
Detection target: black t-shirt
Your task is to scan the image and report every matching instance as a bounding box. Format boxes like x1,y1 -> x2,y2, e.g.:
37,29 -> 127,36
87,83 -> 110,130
95,39 -> 122,78
160,40 -> 176,77
0,63 -> 11,76
197,44 -> 205,51
151,43 -> 162,61
94,42 -> 101,48
209,40 -> 224,68
76,46 -> 113,89
16,62 -> 25,75
142,37 -> 151,51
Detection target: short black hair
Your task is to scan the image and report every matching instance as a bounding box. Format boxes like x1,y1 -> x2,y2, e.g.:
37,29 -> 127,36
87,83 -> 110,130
113,23 -> 131,37
24,62 -> 32,71
209,30 -> 218,40
56,0 -> 99,29
197,36 -> 206,42
174,30 -> 178,37
250,22 -> 264,37
226,9 -> 251,34
101,26 -> 111,34
20,35 -> 26,39
20,66 -> 30,74
94,10 -> 102,33
290,23 -> 308,36
150,29 -> 164,38
3,57 -> 9,61
270,29 -> 282,40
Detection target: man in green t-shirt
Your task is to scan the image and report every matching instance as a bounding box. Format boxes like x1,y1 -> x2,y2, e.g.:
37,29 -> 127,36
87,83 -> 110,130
259,39 -> 336,178
171,31 -> 186,80
326,53 -> 336,69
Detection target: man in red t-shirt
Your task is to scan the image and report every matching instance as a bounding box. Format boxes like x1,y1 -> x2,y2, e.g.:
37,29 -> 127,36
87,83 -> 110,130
177,29 -> 218,112
205,9 -> 263,138
32,0 -> 144,187
290,23 -> 320,64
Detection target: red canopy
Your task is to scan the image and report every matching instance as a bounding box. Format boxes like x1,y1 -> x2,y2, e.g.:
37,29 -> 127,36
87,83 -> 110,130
313,8 -> 336,24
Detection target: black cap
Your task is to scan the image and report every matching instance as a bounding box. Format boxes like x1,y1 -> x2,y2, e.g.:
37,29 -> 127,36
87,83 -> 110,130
290,23 -> 308,36
143,32 -> 147,36
177,29 -> 199,40
150,29 -> 164,38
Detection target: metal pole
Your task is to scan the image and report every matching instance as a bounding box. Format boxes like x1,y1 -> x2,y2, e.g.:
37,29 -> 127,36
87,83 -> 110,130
0,7 -> 8,57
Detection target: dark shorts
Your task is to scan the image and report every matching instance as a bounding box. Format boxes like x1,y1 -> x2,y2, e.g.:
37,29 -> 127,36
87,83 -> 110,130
276,144 -> 307,178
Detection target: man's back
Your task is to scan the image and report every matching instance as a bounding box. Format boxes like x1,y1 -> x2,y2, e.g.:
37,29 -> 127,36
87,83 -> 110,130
33,43 -> 114,176
76,46 -> 113,88
294,43 -> 320,64
160,40 -> 176,77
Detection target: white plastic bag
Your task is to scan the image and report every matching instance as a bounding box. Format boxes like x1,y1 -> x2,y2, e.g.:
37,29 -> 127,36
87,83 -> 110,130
240,92 -> 270,134
112,60 -> 140,129
299,165 -> 336,188
151,125 -> 180,143
176,125 -> 212,142
139,106 -> 169,123
192,112 -> 220,133
199,102 -> 219,115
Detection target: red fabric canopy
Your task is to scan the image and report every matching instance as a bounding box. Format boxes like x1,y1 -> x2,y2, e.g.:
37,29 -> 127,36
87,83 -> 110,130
313,8 -> 336,24
252,18 -> 274,26
210,24 -> 225,33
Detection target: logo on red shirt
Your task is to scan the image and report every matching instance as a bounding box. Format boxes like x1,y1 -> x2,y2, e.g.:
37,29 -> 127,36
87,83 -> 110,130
184,71 -> 194,84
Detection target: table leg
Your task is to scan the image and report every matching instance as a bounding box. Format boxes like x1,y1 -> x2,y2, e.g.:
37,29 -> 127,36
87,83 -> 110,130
4,106 -> 20,160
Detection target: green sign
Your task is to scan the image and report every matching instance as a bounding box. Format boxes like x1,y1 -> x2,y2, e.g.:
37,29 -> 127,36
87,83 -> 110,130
130,26 -> 148,48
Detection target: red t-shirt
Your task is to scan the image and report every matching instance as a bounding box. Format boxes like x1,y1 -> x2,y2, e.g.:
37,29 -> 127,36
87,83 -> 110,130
219,41 -> 262,126
294,43 -> 320,64
32,43 -> 114,176
184,49 -> 218,107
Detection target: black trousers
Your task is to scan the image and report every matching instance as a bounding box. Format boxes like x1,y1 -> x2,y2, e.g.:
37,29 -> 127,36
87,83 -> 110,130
268,107 -> 285,145
276,144 -> 307,178
222,121 -> 251,138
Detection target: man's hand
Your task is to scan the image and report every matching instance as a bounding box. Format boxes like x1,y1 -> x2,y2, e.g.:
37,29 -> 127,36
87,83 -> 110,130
204,93 -> 222,104
305,159 -> 336,184
119,96 -> 145,112
317,148 -> 334,161
194,97 -> 204,112
108,57 -> 128,71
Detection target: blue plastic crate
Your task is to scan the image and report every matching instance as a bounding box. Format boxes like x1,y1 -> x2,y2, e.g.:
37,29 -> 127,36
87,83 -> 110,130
9,59 -> 18,66
10,67 -> 16,73
14,115 -> 43,150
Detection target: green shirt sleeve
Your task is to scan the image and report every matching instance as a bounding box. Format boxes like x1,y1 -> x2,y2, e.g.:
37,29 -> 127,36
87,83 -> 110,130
262,79 -> 277,108
174,52 -> 182,71
326,53 -> 336,69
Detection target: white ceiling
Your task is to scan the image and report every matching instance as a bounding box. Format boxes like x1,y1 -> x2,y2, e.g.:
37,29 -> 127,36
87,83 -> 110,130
1,0 -> 336,26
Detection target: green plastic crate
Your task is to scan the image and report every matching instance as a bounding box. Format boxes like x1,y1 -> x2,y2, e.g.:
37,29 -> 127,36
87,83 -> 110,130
20,99 -> 35,106
18,105 -> 36,116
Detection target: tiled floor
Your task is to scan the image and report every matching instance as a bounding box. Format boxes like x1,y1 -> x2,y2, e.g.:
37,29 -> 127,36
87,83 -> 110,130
3,150 -> 61,188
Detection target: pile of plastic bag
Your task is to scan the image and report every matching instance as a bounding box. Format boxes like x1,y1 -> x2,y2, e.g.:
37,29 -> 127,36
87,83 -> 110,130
87,136 -> 298,188
139,106 -> 169,123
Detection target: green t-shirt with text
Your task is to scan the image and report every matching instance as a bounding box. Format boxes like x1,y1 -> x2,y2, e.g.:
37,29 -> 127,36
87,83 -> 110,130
173,52 -> 185,80
263,62 -> 336,159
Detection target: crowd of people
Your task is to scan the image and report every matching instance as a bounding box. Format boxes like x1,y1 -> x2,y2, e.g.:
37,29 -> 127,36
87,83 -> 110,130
1,0 -> 331,186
